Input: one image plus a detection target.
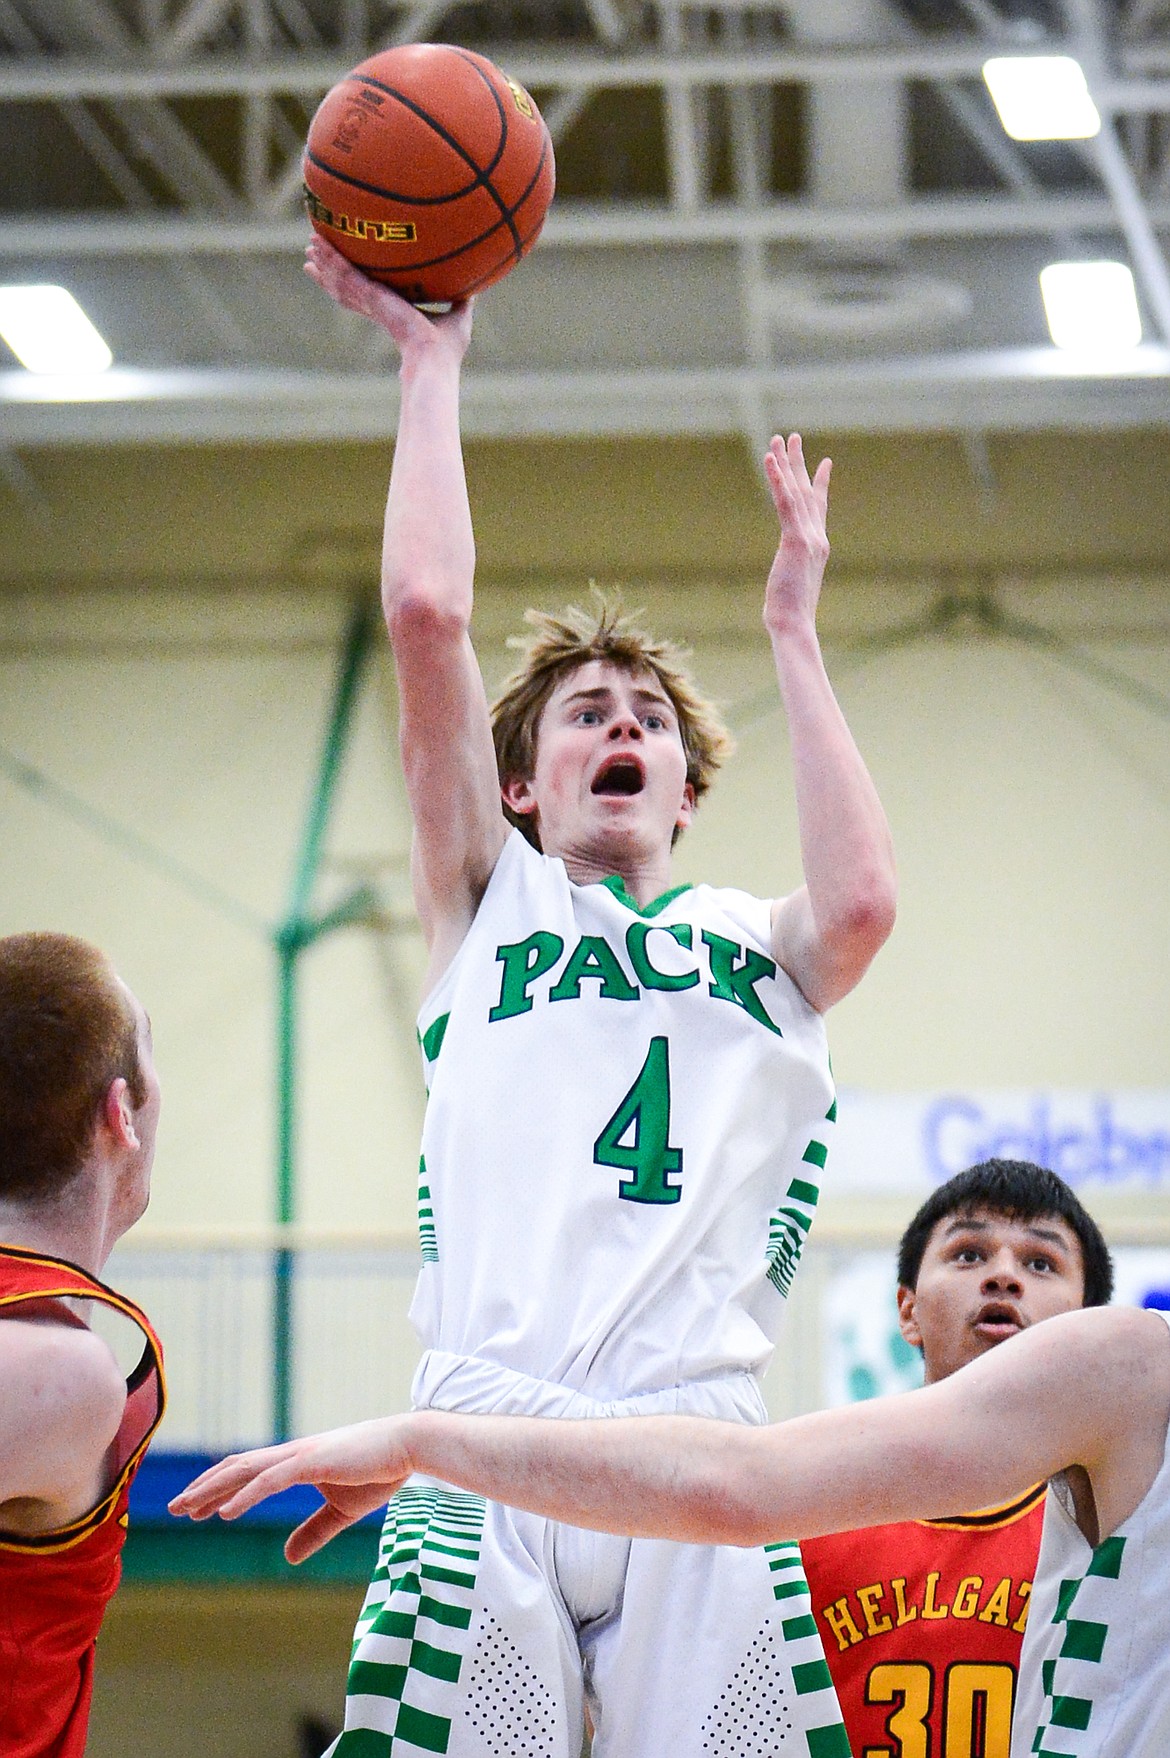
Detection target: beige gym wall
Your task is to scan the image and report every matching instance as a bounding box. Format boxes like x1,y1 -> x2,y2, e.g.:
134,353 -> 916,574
1,428 -> 1168,1238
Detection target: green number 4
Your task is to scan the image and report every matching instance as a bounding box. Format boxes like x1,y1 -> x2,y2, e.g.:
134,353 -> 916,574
594,1036 -> 683,1205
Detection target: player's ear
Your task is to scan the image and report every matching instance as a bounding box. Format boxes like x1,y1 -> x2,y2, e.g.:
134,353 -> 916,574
896,1283 -> 924,1352
501,775 -> 538,818
102,1077 -> 142,1152
675,781 -> 696,832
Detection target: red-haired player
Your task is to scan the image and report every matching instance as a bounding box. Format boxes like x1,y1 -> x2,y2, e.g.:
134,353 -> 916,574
0,932 -> 165,1758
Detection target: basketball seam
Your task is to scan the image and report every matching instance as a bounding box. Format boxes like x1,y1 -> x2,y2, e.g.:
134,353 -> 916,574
303,148 -> 492,207
449,48 -> 523,257
320,62 -> 510,209
457,143 -> 553,294
359,132 -> 551,285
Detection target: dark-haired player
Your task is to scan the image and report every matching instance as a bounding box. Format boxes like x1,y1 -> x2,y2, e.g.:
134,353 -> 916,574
0,931 -> 165,1758
801,1159 -> 1112,1758
288,236 -> 896,1758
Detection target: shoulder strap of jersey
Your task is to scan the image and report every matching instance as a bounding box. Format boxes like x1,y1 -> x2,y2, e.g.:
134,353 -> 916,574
0,1242 -> 166,1552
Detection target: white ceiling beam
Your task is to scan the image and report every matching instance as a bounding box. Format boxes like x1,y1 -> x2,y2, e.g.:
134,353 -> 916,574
57,99 -> 157,207
49,0 -> 136,54
1109,80 -> 1170,110
5,194 -> 1168,257
2,349 -> 1169,447
1062,0 -> 1170,340
936,82 -> 1045,196
389,1 -> 451,46
584,0 -> 631,45
0,44 -> 1091,103
660,6 -> 705,213
2,46 -> 1170,104
1087,117 -> 1170,339
155,0 -> 237,63
114,97 -> 245,209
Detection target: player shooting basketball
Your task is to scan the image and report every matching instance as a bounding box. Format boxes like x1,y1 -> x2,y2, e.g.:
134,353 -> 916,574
277,235 -> 896,1758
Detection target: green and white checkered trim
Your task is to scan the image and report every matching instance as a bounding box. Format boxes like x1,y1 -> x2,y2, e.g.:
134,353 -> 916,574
1029,1534 -> 1126,1758
766,1099 -> 834,1299
336,1487 -> 487,1755
417,1157 -> 438,1264
764,1540 -> 852,1758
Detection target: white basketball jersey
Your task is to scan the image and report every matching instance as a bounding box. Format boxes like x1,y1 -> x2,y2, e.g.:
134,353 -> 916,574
1011,1310 -> 1170,1758
410,830 -> 835,1400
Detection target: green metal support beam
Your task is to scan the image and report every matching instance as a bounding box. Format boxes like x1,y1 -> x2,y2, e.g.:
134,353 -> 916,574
272,596 -> 378,1442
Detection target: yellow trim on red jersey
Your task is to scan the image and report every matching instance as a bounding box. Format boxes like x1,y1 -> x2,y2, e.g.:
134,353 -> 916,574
0,1244 -> 166,1556
920,1480 -> 1046,1531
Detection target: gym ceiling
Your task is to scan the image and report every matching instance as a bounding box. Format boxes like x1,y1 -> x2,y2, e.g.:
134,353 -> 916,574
2,0 -> 1170,450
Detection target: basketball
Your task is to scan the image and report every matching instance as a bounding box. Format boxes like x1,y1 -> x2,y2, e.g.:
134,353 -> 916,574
302,43 -> 555,305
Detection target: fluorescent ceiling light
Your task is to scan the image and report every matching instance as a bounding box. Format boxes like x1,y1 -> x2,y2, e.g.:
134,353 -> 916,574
1039,261 -> 1142,351
0,285 -> 113,374
983,55 -> 1101,140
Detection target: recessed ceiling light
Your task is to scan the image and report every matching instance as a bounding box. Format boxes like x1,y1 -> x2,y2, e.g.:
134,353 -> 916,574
0,285 -> 113,374
983,56 -> 1101,141
1039,261 -> 1142,351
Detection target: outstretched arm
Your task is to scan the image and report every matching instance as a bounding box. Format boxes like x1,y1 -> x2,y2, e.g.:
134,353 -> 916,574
305,241 -> 507,980
171,1307 -> 1170,1563
762,435 -> 896,1011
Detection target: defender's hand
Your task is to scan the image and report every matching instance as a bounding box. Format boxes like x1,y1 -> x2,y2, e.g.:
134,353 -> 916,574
169,1417 -> 414,1562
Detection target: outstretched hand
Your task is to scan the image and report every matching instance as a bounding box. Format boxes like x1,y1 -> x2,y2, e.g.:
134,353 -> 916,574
304,236 -> 474,361
168,1416 -> 414,1563
762,434 -> 832,637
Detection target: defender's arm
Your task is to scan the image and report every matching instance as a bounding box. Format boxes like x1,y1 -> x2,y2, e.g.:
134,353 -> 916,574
172,1307 -> 1170,1562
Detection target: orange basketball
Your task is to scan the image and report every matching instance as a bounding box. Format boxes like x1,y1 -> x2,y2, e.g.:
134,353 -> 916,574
302,43 -> 555,305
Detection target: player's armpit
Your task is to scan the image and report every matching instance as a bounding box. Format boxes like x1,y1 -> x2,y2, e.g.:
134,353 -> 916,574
0,1320 -> 126,1529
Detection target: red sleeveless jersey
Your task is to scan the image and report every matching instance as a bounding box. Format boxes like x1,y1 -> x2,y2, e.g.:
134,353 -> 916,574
801,1484 -> 1045,1758
0,1245 -> 165,1758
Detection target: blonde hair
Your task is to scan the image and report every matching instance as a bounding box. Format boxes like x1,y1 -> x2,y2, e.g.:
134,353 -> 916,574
491,588 -> 734,848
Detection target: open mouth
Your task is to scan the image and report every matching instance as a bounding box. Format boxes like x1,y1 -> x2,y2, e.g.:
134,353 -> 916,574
591,756 -> 645,796
973,1303 -> 1023,1337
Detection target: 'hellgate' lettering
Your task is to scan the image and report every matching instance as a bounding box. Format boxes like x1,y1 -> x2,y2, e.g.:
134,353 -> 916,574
489,924 -> 782,1034
821,1571 -> 1032,1652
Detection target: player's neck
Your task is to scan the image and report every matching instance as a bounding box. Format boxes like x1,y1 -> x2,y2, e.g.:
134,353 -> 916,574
555,840 -> 676,906
0,1172 -> 117,1278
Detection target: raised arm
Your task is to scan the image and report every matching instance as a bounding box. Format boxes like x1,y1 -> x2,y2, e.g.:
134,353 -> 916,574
171,1306 -> 1170,1563
305,241 -> 508,981
0,1316 -> 126,1535
761,435 -> 896,1011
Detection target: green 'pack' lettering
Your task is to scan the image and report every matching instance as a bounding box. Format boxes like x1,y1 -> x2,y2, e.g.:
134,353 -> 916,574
625,921 -> 700,991
701,930 -> 782,1035
549,935 -> 639,1002
489,932 -> 564,1021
